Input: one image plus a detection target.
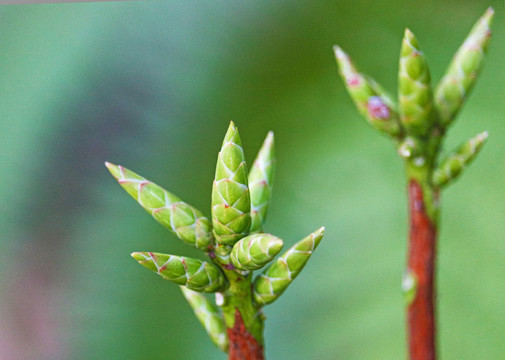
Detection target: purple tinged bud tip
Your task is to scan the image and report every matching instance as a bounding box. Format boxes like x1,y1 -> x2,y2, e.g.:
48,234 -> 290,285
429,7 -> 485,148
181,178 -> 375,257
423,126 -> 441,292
367,96 -> 390,119
347,76 -> 360,87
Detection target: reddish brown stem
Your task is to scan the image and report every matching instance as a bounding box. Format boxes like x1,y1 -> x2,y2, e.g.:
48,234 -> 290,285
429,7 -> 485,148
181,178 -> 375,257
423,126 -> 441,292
407,180 -> 438,360
227,310 -> 264,360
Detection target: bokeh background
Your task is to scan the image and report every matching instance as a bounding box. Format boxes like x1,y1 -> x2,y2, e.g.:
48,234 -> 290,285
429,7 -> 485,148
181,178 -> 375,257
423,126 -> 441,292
1,1 -> 504,359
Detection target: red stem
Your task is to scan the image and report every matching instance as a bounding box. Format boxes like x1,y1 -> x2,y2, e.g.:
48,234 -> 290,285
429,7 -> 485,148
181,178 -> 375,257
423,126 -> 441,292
227,310 -> 264,360
407,180 -> 437,360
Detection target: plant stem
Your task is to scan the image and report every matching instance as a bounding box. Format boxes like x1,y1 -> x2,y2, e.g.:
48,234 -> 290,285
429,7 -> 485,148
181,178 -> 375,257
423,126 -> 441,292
219,268 -> 265,360
336,9 -> 493,359
405,160 -> 439,360
227,310 -> 264,360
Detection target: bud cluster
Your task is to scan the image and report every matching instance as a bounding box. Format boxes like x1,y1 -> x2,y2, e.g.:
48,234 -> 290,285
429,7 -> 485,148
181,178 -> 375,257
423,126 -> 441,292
335,8 -> 493,188
106,122 -> 325,352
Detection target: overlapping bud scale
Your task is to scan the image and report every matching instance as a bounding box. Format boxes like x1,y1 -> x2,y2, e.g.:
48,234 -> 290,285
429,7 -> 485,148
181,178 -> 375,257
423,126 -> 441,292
435,8 -> 494,126
433,131 -> 488,187
180,287 -> 229,351
253,227 -> 325,305
230,233 -> 283,271
211,122 -> 251,247
249,132 -> 275,233
334,46 -> 401,138
399,29 -> 435,136
131,252 -> 226,292
105,162 -> 213,251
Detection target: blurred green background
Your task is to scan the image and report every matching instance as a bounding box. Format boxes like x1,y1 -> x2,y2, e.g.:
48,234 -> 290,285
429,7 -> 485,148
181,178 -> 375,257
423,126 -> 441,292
1,1 -> 504,359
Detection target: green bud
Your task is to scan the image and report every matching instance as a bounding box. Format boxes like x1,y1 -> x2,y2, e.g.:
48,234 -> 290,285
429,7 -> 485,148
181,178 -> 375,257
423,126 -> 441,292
397,136 -> 424,160
105,162 -> 213,251
435,7 -> 494,126
253,227 -> 324,305
131,252 -> 226,292
334,46 -> 401,138
213,244 -> 233,264
402,270 -> 417,306
399,29 -> 435,136
432,131 -> 488,187
248,131 -> 275,233
180,287 -> 229,352
211,122 -> 251,247
230,233 -> 283,271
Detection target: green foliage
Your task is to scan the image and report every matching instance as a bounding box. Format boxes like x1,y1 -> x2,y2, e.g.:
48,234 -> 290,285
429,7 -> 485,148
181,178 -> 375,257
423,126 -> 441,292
334,46 -> 401,138
435,8 -> 494,126
399,29 -> 435,137
180,287 -> 229,352
335,7 -> 494,194
105,163 -> 213,251
248,132 -> 275,234
433,131 -> 488,187
230,233 -> 283,271
107,122 -> 324,353
3,3 -> 503,360
254,227 -> 324,305
335,6 -> 494,359
131,252 -> 226,292
212,122 -> 251,247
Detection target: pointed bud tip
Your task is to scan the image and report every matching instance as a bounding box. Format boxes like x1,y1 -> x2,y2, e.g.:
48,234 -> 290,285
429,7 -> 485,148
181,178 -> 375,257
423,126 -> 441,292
105,161 -> 122,178
270,237 -> 284,253
477,130 -> 489,142
485,6 -> 494,18
262,131 -> 274,151
104,161 -> 116,170
225,121 -> 239,137
262,131 -> 274,147
222,121 -> 242,146
307,227 -> 325,249
478,7 -> 494,29
333,45 -> 347,60
313,226 -> 325,239
131,252 -> 146,262
403,28 -> 419,47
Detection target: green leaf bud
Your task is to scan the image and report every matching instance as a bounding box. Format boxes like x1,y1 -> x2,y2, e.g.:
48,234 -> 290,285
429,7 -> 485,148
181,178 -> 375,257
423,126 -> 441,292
402,270 -> 418,306
253,227 -> 324,305
432,131 -> 488,187
211,122 -> 251,247
435,7 -> 494,126
334,46 -> 401,138
399,29 -> 435,136
397,136 -> 424,160
248,131 -> 275,233
180,287 -> 229,352
230,233 -> 283,271
131,252 -> 226,292
105,162 -> 213,251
